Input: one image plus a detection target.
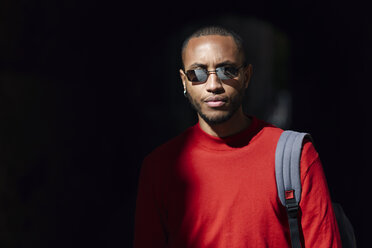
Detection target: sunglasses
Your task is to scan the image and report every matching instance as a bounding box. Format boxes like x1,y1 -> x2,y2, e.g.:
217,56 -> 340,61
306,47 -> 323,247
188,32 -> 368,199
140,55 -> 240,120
184,65 -> 244,83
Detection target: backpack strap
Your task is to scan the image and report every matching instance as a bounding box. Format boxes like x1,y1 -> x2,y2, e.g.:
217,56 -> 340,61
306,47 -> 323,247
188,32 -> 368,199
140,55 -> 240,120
275,130 -> 312,248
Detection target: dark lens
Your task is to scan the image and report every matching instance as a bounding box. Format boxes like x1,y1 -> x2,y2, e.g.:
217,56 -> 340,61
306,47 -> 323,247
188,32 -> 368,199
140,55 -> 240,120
186,69 -> 207,82
223,66 -> 239,78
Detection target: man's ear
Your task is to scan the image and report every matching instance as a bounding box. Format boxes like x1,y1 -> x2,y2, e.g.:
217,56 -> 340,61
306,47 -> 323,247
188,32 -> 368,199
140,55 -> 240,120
243,64 -> 253,89
180,69 -> 187,92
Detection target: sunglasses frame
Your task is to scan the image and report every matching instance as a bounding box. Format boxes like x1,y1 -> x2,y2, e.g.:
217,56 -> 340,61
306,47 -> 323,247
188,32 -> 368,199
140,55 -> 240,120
184,65 -> 244,83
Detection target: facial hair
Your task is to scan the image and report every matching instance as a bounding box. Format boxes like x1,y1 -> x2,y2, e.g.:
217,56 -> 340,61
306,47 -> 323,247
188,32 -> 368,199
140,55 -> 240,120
186,90 -> 245,125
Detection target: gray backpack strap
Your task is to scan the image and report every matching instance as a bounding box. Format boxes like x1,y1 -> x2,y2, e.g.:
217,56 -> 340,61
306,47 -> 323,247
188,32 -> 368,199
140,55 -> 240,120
275,131 -> 312,206
275,130 -> 312,248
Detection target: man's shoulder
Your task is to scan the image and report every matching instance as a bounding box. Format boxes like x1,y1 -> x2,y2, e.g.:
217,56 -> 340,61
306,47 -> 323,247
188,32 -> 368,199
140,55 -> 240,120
252,117 -> 284,141
143,125 -> 196,162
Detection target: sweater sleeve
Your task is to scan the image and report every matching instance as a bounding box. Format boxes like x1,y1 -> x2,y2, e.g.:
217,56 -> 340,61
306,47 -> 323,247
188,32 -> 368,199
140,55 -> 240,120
299,142 -> 342,247
133,157 -> 167,248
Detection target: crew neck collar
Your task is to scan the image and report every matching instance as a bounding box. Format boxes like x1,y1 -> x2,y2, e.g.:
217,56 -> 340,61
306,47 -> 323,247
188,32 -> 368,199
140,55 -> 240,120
191,116 -> 261,151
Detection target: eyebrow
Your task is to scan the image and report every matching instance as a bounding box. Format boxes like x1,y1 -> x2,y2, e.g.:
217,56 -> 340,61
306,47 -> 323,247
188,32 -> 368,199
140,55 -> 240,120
187,60 -> 238,70
188,63 -> 207,70
216,60 -> 238,67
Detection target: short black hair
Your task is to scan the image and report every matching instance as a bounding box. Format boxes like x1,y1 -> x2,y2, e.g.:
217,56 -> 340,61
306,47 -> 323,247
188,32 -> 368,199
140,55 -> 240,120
181,25 -> 246,66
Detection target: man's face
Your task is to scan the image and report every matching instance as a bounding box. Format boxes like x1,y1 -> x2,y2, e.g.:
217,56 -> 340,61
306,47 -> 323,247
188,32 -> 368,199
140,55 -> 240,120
180,35 -> 251,125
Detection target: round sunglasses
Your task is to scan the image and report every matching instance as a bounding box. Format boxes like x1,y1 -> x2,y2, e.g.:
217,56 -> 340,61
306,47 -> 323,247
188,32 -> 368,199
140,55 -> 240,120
184,65 -> 244,83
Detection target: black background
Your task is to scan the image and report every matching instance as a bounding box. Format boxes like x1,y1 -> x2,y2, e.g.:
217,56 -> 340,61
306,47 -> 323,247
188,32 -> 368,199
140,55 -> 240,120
1,0 -> 371,247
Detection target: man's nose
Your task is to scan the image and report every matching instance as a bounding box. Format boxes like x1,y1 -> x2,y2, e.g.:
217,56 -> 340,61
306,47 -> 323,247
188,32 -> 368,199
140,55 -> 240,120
205,72 -> 223,93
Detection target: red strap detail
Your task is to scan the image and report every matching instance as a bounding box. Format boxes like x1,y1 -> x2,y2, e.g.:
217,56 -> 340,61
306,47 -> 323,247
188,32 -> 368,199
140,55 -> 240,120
285,190 -> 295,200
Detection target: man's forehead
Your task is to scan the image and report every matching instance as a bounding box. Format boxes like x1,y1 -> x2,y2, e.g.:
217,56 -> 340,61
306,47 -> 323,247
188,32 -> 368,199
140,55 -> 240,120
183,35 -> 241,66
186,35 -> 237,52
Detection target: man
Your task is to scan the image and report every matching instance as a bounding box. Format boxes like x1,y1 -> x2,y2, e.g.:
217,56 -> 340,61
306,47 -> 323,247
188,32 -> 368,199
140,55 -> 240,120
134,26 -> 341,247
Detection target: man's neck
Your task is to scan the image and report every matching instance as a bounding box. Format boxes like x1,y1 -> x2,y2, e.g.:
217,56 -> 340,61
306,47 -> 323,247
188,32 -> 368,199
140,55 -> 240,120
198,110 -> 251,138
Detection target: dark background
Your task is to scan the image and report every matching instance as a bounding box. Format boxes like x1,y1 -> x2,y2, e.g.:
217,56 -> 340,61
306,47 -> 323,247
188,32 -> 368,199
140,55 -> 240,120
1,0 -> 370,247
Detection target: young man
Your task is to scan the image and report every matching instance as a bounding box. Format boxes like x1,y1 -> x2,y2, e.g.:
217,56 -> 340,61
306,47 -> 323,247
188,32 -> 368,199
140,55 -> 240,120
134,26 -> 341,247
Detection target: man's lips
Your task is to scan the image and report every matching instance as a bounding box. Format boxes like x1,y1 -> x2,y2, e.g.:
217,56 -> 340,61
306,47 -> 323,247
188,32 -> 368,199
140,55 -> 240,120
204,96 -> 227,107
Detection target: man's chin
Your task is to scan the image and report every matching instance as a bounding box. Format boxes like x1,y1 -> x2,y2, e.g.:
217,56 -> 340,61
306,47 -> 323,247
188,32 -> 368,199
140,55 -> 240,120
187,95 -> 239,126
198,111 -> 232,125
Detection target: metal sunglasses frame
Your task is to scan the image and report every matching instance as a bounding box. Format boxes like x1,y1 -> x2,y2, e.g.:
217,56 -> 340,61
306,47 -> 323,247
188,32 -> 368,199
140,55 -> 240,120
184,65 -> 244,83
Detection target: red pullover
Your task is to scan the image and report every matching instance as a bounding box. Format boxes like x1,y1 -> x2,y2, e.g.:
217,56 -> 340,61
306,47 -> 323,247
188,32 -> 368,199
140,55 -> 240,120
134,116 -> 341,247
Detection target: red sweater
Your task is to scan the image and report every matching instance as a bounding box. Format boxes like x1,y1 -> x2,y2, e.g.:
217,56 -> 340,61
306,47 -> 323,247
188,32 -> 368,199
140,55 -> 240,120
134,117 -> 341,247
